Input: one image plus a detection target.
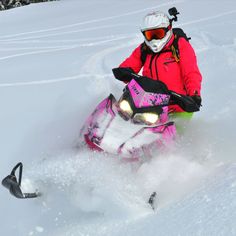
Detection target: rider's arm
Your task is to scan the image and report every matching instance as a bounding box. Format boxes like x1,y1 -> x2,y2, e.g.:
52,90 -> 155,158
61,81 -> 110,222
119,44 -> 143,74
178,38 -> 202,96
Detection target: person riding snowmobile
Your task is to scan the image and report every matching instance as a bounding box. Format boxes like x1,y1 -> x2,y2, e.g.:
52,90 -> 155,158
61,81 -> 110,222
115,10 -> 202,123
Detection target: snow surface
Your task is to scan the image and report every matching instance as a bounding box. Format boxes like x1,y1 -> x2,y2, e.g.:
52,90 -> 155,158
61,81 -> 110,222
0,0 -> 236,235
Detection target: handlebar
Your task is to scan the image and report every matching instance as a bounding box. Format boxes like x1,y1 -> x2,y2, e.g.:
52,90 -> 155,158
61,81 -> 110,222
112,67 -> 200,112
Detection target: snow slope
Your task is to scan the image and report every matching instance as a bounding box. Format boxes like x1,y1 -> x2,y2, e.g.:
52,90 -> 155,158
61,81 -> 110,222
0,0 -> 236,235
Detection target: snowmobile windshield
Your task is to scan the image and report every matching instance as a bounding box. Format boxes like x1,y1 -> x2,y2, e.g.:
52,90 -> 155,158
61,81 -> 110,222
127,79 -> 170,108
117,79 -> 171,125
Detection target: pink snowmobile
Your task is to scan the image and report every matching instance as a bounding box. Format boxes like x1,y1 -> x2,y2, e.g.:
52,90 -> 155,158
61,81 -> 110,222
80,67 -> 200,159
1,68 -> 200,199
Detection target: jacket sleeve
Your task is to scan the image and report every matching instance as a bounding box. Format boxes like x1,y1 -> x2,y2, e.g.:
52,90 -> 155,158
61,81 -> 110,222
119,44 -> 143,74
178,38 -> 202,96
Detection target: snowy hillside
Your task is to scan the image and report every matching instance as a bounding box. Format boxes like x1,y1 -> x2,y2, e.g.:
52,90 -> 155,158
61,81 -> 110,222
0,0 -> 236,235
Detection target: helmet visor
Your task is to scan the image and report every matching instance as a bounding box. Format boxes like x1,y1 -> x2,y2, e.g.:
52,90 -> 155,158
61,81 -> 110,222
143,26 -> 171,41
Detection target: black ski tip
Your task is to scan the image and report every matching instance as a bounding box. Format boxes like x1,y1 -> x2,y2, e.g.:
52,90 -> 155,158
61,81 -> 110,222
2,162 -> 40,199
148,192 -> 157,210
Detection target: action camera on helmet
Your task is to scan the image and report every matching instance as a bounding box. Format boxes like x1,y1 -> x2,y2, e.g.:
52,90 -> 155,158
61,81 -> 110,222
168,7 -> 180,22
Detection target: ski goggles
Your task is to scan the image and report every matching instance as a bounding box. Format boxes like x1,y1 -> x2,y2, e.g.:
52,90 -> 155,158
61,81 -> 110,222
142,26 -> 171,41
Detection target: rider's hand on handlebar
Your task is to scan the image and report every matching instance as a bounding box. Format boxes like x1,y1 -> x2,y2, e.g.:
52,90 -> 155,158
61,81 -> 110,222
112,67 -> 135,82
191,95 -> 202,107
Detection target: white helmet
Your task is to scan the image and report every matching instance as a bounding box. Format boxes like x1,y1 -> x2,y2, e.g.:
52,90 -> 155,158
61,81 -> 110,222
140,11 -> 173,53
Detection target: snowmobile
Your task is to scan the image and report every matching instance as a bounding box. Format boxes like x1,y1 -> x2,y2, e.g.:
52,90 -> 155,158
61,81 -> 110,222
1,67 -> 200,201
80,67 -> 200,158
1,7 -> 201,210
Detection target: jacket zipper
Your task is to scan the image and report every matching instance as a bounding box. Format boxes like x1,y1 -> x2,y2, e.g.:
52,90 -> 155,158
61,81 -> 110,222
154,54 -> 159,79
149,54 -> 155,78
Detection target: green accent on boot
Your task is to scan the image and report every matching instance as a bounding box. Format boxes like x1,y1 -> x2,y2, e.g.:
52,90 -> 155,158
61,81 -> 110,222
169,112 -> 194,120
169,112 -> 193,134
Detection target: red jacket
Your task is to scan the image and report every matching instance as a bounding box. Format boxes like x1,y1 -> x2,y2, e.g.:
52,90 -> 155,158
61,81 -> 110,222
119,35 -> 202,112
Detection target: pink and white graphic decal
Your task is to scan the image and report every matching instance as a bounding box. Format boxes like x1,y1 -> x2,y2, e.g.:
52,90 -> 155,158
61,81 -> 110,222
128,79 -> 170,108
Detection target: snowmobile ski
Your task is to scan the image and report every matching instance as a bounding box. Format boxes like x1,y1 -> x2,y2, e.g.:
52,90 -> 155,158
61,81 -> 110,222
2,162 -> 40,199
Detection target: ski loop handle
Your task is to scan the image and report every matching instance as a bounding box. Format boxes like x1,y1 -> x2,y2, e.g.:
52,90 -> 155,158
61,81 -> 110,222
10,162 -> 23,185
2,162 -> 40,199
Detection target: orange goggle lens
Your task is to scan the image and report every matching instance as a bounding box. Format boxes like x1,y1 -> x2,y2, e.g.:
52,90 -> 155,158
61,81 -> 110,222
143,27 -> 171,41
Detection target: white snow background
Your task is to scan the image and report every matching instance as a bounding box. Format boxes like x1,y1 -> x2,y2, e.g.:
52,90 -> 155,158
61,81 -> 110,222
0,0 -> 236,235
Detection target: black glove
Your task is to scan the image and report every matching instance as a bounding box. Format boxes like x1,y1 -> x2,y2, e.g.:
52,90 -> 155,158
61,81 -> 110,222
112,67 -> 135,82
191,95 -> 202,107
170,92 -> 200,112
